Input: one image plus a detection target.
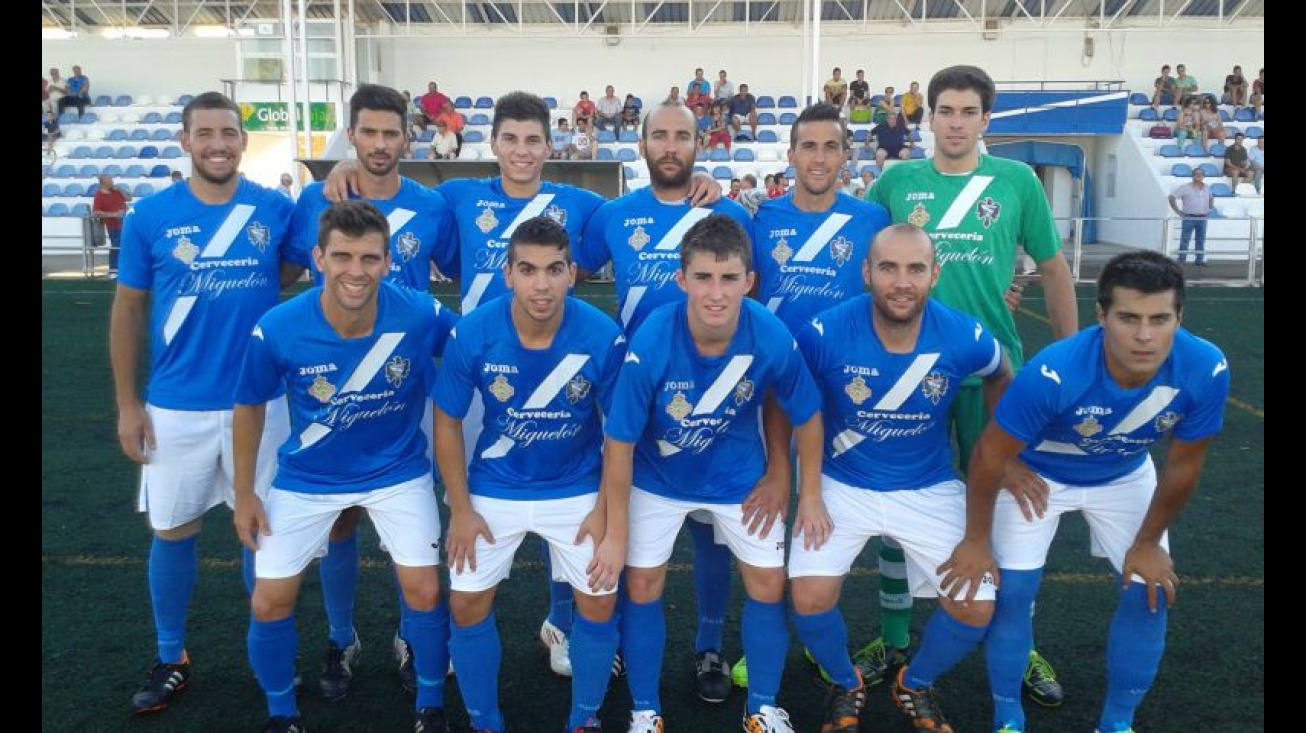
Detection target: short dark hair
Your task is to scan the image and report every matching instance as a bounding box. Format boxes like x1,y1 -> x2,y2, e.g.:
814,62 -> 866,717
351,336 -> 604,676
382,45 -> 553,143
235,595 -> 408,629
1096,250 -> 1185,316
493,91 -> 552,142
317,200 -> 391,252
182,91 -> 242,132
508,215 -> 571,263
349,83 -> 408,130
680,214 -> 752,272
790,102 -> 847,151
927,65 -> 997,113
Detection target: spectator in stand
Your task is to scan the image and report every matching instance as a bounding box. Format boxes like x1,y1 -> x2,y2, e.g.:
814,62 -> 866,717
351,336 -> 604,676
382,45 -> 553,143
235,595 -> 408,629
1151,64 -> 1177,109
552,118 -> 572,160
727,178 -> 742,201
415,81 -> 451,134
572,91 -> 597,128
705,106 -> 731,151
872,112 -> 913,163
1248,135 -> 1264,194
713,70 -> 735,102
431,118 -> 460,159
1174,97 -> 1202,151
434,99 -> 466,148
728,83 -> 759,139
1198,97 -> 1226,153
1168,168 -> 1213,266
764,174 -> 779,198
1249,68 -> 1264,117
45,67 -> 67,115
665,86 -> 684,107
1223,133 -> 1254,187
595,85 -> 624,132
43,109 -> 61,159
772,173 -> 788,198
92,173 -> 132,276
849,70 -> 870,108
687,67 -> 712,99
621,94 -> 643,132
170,170 -> 184,184
838,167 -> 863,198
1173,64 -> 1199,106
901,81 -> 925,127
566,117 -> 597,160
1223,65 -> 1249,107
685,87 -> 712,116
738,173 -> 767,215
402,89 -> 421,119
872,87 -> 896,125
824,67 -> 848,108
58,64 -> 91,118
276,173 -> 296,200
858,167 -> 878,201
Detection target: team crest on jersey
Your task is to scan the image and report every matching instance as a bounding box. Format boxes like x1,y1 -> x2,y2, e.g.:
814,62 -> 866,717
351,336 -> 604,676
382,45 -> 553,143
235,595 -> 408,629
908,203 -> 931,228
975,197 -> 1001,228
666,391 -> 693,420
246,221 -> 271,253
396,231 -> 420,262
172,235 -> 199,265
308,374 -> 336,403
628,225 -> 651,251
476,207 -> 499,233
845,375 -> 872,405
488,374 -> 515,402
545,204 -> 568,225
772,238 -> 793,266
1154,411 -> 1181,433
566,374 -> 592,404
1074,415 -> 1103,438
734,377 -> 755,406
384,355 -> 411,388
829,235 -> 854,267
920,372 -> 948,405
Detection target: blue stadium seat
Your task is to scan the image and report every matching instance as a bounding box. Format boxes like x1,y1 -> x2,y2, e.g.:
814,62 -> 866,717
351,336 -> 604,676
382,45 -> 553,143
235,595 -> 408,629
106,128 -> 129,141
1198,163 -> 1221,177
124,164 -> 147,178
756,130 -> 778,143
138,146 -> 160,159
45,202 -> 70,216
1157,144 -> 1181,158
141,112 -> 162,124
94,95 -> 113,107
1170,163 -> 1193,177
130,129 -> 151,141
115,145 -> 137,159
778,112 -> 798,126
62,182 -> 86,197
412,147 -> 430,159
870,94 -> 885,106
469,113 -> 490,126
597,148 -> 615,161
151,128 -> 173,141
693,165 -> 708,174
42,183 -> 61,197
734,130 -> 755,143
695,149 -> 709,162
785,166 -> 796,179
463,130 -> 484,143
162,146 -> 184,159
87,182 -> 99,197
176,94 -> 194,106
1129,92 -> 1151,105
94,145 -> 115,158
455,96 -> 474,109
777,96 -> 798,108
618,130 -> 639,143
543,96 -> 558,109
617,148 -> 638,162
596,130 -> 617,144
69,145 -> 93,159
149,164 -> 172,178
42,163 -> 53,178
709,147 -> 731,162
1162,108 -> 1179,122
910,129 -> 922,142
757,112 -> 776,126
1244,125 -> 1263,139
164,111 -> 183,124
58,111 -> 78,124
71,202 -> 92,217
101,164 -> 124,177
1218,109 -> 1232,122
1210,182 -> 1234,197
623,165 -> 637,180
134,183 -> 156,197
474,96 -> 494,109
1233,107 -> 1257,122
53,163 -> 76,178
417,129 -> 435,143
755,96 -> 776,109
80,112 -> 98,124
733,148 -> 755,162
910,147 -> 926,159
852,129 -> 869,143
113,95 -> 133,107
1183,143 -> 1206,157
712,165 -> 733,180
1207,143 -> 1227,157
77,164 -> 100,178
1138,107 -> 1160,121
857,148 -> 876,160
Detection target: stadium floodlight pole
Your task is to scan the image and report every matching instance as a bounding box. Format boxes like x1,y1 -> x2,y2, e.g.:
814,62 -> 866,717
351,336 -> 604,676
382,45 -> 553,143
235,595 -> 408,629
809,0 -> 821,107
298,0 -> 312,155
281,0 -> 302,161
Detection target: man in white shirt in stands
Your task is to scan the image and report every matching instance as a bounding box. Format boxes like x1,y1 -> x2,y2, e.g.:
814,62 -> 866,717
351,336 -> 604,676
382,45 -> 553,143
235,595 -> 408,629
595,85 -> 624,133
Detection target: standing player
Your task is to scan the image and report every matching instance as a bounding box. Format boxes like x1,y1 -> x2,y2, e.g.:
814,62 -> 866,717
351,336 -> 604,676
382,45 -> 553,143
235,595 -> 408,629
791,224 -> 1010,733
947,250 -> 1229,733
604,215 -> 825,733
110,91 -> 296,716
436,216 -> 626,733
233,200 -> 459,733
576,102 -> 753,704
866,64 -> 1079,704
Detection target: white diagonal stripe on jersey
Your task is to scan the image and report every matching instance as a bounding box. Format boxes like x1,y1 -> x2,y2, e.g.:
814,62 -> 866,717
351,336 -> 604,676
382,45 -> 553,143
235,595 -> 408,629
873,353 -> 940,411
765,296 -> 783,313
692,355 -> 753,415
502,194 -> 556,238
201,204 -> 256,258
656,439 -> 681,457
480,435 -> 516,459
620,287 -> 647,328
463,273 -> 494,312
386,208 -> 416,238
296,422 -> 332,451
523,354 -> 591,409
1033,439 -> 1088,455
654,207 -> 712,250
936,176 -> 994,230
1108,386 -> 1180,435
792,213 -> 852,262
162,295 -> 197,346
339,332 -> 405,394
831,429 -> 866,458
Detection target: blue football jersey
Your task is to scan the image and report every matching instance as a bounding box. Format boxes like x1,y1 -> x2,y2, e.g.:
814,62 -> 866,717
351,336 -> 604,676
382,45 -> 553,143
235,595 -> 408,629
605,299 -> 822,503
750,194 -> 892,333
797,297 -> 1002,491
118,177 -> 293,411
578,188 -> 753,334
434,295 -> 626,500
998,326 -> 1230,486
235,283 -> 458,494
439,178 -> 604,312
288,177 -> 456,291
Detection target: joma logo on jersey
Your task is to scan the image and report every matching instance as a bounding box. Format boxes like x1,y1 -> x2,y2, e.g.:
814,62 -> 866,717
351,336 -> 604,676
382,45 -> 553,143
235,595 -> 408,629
166,225 -> 201,238
906,192 -> 934,202
298,363 -> 339,376
475,199 -> 507,209
1075,406 -> 1114,416
483,364 -> 519,374
842,365 -> 879,377
623,216 -> 655,227
663,380 -> 694,391
769,228 -> 797,238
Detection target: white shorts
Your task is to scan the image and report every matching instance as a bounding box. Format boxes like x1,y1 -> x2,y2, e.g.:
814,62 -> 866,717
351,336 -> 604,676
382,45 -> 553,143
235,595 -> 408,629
788,476 -> 995,602
992,458 -> 1166,583
255,474 -> 441,579
627,488 -> 786,570
447,493 -> 613,595
136,397 -> 289,531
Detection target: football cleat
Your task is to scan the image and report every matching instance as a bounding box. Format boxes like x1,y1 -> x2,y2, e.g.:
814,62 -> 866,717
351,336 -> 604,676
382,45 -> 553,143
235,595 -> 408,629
695,650 -> 732,703
319,634 -> 361,701
540,619 -> 573,677
130,653 -> 191,715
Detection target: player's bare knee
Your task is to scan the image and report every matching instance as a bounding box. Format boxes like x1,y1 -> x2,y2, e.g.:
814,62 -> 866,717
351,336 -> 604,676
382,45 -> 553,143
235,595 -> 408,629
939,596 -> 994,627
251,580 -> 299,622
155,519 -> 201,541
625,567 -> 666,604
449,589 -> 494,627
574,591 -> 617,623
740,566 -> 786,604
398,568 -> 441,612
790,577 -> 841,615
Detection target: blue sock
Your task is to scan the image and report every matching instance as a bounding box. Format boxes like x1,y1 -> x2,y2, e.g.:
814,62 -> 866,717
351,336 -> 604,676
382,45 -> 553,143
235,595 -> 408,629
543,539 -> 574,635
1099,582 -> 1168,732
449,613 -> 504,732
248,615 -> 299,718
241,546 -> 257,597
742,598 -> 788,714
792,606 -> 859,690
688,519 -> 731,654
986,568 -> 1042,730
408,601 -> 451,711
319,532 -> 360,648
148,535 -> 197,664
903,608 -> 987,690
395,567 -> 412,642
568,614 -> 620,728
621,598 -> 665,713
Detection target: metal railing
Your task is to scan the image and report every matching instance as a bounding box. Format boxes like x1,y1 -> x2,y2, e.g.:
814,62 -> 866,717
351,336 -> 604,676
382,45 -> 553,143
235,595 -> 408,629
1058,215 -> 1264,287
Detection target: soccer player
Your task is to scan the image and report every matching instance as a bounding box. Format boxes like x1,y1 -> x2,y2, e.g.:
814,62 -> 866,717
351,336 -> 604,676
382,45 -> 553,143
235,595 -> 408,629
790,224 -> 1009,733
604,214 -> 825,733
110,91 -> 296,716
867,64 -> 1078,704
576,102 -> 753,704
947,250 -> 1229,733
435,216 -> 626,733
233,200 -> 459,733
284,83 -> 457,698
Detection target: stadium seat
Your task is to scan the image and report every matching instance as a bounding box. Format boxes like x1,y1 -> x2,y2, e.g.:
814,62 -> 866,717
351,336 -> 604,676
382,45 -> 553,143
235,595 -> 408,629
1244,125 -> 1263,139
62,182 -> 86,197
1234,183 -> 1258,197
757,147 -> 781,162
42,183 -> 61,197
469,113 -> 490,126
695,149 -> 709,162
93,94 -> 113,107
733,148 -> 755,162
77,164 -> 100,178
709,147 -> 731,162
1210,182 -> 1234,197
134,183 -> 156,197
618,130 -> 639,143
910,129 -> 922,142
68,145 -> 93,160
71,203 -> 91,217
132,95 -> 154,107
42,163 -> 53,178
101,164 -> 124,177
54,164 -> 77,177
45,202 -> 70,217
61,127 -> 85,141
712,165 -> 733,180
58,111 -> 78,124
871,94 -> 885,106
412,147 -> 430,159
756,130 -> 779,143
778,96 -> 798,108
1207,143 -> 1227,157
1233,107 -> 1257,122
617,148 -> 638,162
757,112 -> 776,126
83,128 -> 106,142
161,146 -> 184,159
164,111 -> 183,124
149,164 -> 172,178
1218,109 -> 1232,122
86,183 -> 99,197
785,166 -> 797,179
124,164 -> 147,178
474,96 -> 494,109
1170,163 -> 1193,177
596,130 -> 617,144
623,165 -> 638,180
417,129 -> 435,143
455,96 -> 474,109
129,129 -> 151,141
1129,92 -> 1151,105
1182,143 -> 1206,157
141,112 -> 162,124
113,145 -> 136,159
1162,108 -> 1179,122
543,96 -> 558,109
779,112 -> 798,125
1198,163 -> 1221,177
138,145 -> 160,159
858,148 -> 876,160
98,112 -> 120,124
151,128 -> 173,141
1138,107 -> 1160,122
1222,125 -> 1240,139
597,148 -> 615,161
106,128 -> 128,142
463,130 -> 484,143
910,147 -> 926,159
176,94 -> 194,106
113,94 -> 133,107
693,165 -> 709,175
79,112 -> 98,124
